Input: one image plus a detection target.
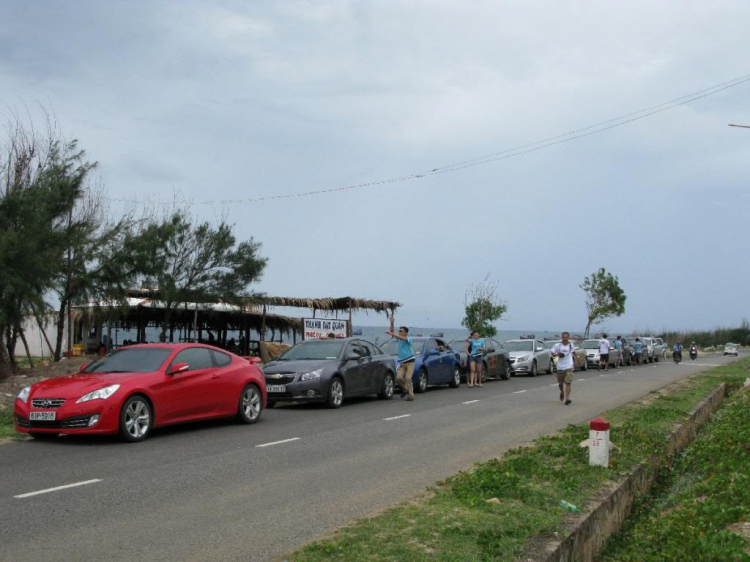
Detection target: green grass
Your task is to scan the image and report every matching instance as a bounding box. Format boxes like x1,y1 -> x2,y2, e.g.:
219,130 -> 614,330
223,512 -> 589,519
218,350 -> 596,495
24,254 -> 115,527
599,388 -> 750,561
0,410 -> 18,439
286,358 -> 750,562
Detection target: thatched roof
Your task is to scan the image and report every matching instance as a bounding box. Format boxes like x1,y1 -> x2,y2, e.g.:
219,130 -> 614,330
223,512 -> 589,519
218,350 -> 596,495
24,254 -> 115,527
123,289 -> 401,314
255,296 -> 401,313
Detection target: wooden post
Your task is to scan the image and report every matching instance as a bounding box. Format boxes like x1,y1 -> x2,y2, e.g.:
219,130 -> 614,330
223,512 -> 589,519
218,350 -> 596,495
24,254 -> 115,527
260,305 -> 267,342
348,298 -> 353,337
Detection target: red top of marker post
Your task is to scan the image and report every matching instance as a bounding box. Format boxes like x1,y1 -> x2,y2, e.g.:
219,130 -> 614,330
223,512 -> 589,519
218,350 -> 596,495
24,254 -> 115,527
590,418 -> 610,431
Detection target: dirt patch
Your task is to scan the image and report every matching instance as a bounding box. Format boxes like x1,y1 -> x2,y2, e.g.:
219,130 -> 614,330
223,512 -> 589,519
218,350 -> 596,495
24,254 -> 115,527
0,356 -> 92,412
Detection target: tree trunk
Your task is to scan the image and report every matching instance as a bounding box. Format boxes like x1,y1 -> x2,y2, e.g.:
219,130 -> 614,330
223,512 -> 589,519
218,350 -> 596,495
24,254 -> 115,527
0,325 -> 13,381
6,324 -> 18,373
35,311 -> 56,358
17,324 -> 34,369
54,303 -> 67,361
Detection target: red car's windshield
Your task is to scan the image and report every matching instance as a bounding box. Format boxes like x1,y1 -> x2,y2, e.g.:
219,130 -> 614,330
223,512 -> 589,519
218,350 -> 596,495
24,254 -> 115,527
83,347 -> 174,374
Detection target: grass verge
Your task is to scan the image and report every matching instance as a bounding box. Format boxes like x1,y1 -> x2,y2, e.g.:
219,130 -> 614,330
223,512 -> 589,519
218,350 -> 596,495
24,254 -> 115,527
285,357 -> 750,562
0,409 -> 18,439
598,385 -> 750,561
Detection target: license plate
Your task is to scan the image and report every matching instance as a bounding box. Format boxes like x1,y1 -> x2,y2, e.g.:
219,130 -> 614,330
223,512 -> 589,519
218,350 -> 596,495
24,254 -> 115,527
29,411 -> 56,421
266,385 -> 286,393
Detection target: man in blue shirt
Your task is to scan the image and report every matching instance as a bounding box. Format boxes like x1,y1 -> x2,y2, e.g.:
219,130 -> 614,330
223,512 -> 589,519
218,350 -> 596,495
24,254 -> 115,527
633,338 -> 644,365
386,314 -> 415,401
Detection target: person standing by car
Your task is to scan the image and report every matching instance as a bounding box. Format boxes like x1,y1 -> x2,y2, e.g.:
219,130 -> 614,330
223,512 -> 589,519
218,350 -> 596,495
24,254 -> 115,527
599,334 -> 611,371
552,331 -> 575,405
633,337 -> 644,365
385,314 -> 415,401
466,331 -> 486,387
614,336 -> 623,367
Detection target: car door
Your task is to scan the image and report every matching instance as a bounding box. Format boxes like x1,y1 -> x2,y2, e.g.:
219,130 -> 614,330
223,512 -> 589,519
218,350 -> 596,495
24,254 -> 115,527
159,347 -> 218,422
483,339 -> 498,378
536,340 -> 551,370
422,339 -> 444,383
342,341 -> 367,396
209,349 -> 242,414
436,338 -> 454,379
358,341 -> 381,394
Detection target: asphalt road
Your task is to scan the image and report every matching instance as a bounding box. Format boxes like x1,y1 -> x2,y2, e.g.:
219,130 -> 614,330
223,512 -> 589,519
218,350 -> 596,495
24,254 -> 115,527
0,354 -> 739,562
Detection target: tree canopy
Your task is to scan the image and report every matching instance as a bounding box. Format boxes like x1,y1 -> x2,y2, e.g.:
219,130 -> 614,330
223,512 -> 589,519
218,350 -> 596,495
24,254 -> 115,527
461,275 -> 507,338
580,267 -> 627,338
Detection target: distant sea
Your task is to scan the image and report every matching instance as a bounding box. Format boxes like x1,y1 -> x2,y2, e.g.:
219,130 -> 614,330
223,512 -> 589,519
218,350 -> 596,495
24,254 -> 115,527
357,326 -> 562,347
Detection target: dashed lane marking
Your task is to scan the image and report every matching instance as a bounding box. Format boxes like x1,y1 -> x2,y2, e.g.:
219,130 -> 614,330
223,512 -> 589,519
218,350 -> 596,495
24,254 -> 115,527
15,479 -> 102,499
384,414 -> 411,421
256,437 -> 301,448
462,400 -> 480,404
512,390 -> 527,394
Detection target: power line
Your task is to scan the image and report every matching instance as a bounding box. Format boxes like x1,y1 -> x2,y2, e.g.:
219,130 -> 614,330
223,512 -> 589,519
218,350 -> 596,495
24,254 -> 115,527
112,72 -> 750,207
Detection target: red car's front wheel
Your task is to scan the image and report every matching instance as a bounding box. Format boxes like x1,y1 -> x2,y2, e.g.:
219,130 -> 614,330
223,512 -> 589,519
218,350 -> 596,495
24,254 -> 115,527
119,395 -> 152,443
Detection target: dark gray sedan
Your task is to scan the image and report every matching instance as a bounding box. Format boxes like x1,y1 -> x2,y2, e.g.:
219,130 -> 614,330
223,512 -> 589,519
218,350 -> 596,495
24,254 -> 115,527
262,338 -> 397,408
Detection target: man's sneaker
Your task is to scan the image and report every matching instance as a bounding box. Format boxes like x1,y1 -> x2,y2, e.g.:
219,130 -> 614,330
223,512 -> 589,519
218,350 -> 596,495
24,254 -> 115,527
565,399 -> 572,405
405,397 -> 414,401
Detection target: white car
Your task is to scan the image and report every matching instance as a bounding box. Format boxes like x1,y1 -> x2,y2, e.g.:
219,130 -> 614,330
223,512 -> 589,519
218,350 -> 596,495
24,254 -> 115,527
504,339 -> 553,376
583,339 -> 619,368
724,343 -> 740,356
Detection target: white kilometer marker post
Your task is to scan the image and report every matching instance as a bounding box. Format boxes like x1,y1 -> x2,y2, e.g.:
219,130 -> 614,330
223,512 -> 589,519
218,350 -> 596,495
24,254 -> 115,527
513,390 -> 527,394
255,437 -> 301,448
14,479 -> 102,499
462,400 -> 480,404
384,414 -> 411,421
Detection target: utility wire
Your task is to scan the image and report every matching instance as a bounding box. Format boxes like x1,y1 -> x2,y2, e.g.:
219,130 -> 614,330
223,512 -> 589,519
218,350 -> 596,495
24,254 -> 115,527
111,72 -> 750,207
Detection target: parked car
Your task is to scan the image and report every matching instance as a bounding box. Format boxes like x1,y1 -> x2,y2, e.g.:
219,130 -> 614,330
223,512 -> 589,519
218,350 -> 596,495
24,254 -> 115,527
724,343 -> 740,356
651,337 -> 667,361
504,339 -> 553,376
546,340 -> 588,371
619,338 -> 635,366
448,337 -> 511,382
14,343 -> 266,443
582,339 -> 619,368
263,338 -> 396,408
638,337 -> 659,363
381,336 -> 461,392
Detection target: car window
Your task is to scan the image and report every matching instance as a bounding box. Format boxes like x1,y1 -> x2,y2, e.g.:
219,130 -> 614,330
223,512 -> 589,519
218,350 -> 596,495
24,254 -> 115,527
504,340 -> 533,352
83,347 -> 173,374
436,338 -> 447,350
278,340 -> 345,360
536,341 -> 547,350
485,339 -> 496,352
426,339 -> 439,353
212,350 -> 232,367
345,342 -> 363,357
171,347 -> 214,371
359,341 -> 375,357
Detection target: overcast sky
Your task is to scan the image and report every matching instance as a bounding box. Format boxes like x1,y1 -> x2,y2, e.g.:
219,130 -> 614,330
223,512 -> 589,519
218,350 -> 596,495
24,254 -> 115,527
1,1 -> 748,333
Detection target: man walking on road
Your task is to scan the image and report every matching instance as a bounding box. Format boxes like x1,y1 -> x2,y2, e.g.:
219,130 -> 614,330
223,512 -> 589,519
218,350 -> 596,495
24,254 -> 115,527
552,331 -> 575,405
385,314 -> 415,401
599,333 -> 611,371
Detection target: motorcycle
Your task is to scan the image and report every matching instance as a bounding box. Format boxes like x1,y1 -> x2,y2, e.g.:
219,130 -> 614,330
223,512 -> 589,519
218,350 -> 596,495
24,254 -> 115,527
689,347 -> 698,361
673,350 -> 682,364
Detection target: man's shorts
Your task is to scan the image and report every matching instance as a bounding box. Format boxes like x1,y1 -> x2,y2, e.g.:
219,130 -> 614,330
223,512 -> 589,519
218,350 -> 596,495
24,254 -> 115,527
556,368 -> 574,384
600,353 -> 609,362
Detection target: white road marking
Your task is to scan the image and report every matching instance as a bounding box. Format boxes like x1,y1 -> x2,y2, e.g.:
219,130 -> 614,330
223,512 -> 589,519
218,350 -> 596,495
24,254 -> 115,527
549,383 -> 558,387
513,390 -> 527,394
15,479 -> 102,499
256,437 -> 301,448
462,400 -> 480,404
578,379 -> 586,381
384,414 -> 411,421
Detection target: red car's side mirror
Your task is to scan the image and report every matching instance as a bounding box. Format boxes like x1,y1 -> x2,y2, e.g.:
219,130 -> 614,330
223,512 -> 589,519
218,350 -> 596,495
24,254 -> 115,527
79,363 -> 88,372
168,362 -> 190,375
247,357 -> 262,365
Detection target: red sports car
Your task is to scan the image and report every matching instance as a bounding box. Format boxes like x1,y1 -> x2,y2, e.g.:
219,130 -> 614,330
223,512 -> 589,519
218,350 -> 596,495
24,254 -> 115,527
14,343 -> 266,443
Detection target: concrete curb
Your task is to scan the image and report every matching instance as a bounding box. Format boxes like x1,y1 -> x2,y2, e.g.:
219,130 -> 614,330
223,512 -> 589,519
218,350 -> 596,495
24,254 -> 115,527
538,382 -> 728,562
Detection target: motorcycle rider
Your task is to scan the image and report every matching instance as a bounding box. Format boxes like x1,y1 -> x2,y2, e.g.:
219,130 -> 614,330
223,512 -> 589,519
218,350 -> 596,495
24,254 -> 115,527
673,340 -> 684,362
689,341 -> 698,360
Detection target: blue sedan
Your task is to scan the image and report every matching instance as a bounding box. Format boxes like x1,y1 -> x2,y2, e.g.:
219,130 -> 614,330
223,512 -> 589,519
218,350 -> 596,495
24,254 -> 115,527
380,336 -> 461,393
